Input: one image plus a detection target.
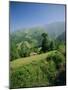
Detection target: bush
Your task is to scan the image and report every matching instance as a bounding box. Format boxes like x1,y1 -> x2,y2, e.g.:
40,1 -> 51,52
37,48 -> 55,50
10,51 -> 65,88
46,51 -> 65,69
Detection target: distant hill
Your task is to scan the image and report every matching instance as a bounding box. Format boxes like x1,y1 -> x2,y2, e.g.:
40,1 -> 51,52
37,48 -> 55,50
44,22 -> 65,39
56,31 -> 66,43
10,21 -> 65,46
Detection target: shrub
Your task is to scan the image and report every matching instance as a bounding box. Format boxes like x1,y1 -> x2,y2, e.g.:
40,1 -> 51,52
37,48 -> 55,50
10,51 -> 65,88
46,51 -> 65,69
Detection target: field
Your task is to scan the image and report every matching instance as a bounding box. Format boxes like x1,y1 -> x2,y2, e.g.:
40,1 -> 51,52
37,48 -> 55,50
10,50 -> 66,89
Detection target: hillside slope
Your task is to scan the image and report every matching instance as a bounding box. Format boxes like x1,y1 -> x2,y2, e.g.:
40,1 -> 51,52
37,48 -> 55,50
45,22 -> 65,38
56,32 -> 65,43
10,50 -> 65,89
10,51 -> 54,69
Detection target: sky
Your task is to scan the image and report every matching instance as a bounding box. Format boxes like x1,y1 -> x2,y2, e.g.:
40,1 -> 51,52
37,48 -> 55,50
10,2 -> 65,32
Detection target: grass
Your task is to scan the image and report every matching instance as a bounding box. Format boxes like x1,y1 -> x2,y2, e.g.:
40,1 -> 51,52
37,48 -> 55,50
10,50 -> 56,69
10,50 -> 65,89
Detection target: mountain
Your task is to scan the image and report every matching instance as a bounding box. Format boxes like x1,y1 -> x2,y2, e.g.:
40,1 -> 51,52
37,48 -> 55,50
44,22 -> 65,39
56,31 -> 66,43
10,21 -> 65,46
10,27 -> 46,47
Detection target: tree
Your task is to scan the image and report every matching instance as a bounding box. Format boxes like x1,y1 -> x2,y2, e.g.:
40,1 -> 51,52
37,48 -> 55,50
10,41 -> 19,61
19,41 -> 31,57
41,33 -> 50,52
50,40 -> 55,50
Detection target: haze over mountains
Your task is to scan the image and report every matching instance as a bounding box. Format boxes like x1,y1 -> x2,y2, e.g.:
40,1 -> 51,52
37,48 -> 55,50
44,21 -> 65,38
11,21 -> 65,39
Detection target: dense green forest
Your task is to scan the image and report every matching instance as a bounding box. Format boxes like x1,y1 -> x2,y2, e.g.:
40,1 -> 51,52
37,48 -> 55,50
10,22 -> 66,89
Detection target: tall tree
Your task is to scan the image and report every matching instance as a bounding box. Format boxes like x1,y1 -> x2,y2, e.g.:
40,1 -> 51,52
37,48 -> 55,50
41,33 -> 50,52
50,40 -> 55,50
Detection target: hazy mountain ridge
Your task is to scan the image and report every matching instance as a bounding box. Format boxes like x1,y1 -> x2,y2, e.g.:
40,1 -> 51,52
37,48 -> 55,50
44,21 -> 65,38
10,21 -> 65,45
11,21 -> 65,37
56,31 -> 65,43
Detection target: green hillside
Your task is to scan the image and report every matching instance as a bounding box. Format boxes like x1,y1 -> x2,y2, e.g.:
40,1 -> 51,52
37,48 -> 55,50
10,22 -> 65,61
10,22 -> 66,89
56,32 -> 65,43
10,50 -> 65,89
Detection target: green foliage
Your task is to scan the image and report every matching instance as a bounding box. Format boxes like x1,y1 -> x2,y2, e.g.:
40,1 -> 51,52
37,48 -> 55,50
49,40 -> 55,50
10,28 -> 46,60
10,51 -> 65,88
10,42 -> 20,61
46,51 -> 65,69
57,44 -> 65,56
19,41 -> 31,57
10,27 -> 65,60
42,33 -> 48,38
10,24 -> 66,89
41,33 -> 50,52
54,65 -> 66,86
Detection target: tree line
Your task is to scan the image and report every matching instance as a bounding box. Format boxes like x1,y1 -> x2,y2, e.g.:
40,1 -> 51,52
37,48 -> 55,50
10,32 -> 63,61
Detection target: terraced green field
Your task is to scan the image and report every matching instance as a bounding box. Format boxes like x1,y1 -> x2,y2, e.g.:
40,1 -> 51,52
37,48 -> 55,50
10,50 -> 65,89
